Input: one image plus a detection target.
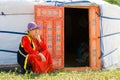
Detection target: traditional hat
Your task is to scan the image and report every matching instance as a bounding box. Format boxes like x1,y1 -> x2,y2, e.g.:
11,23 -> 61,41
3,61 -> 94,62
27,22 -> 43,31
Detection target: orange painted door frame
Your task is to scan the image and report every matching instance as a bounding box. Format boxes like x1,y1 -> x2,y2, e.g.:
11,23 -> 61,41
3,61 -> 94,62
64,6 -> 101,71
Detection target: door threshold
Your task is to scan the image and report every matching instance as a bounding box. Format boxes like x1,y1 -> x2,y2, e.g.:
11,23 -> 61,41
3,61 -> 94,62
64,67 -> 101,71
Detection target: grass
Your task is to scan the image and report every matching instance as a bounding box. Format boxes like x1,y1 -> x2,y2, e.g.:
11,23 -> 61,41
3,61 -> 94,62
0,69 -> 120,80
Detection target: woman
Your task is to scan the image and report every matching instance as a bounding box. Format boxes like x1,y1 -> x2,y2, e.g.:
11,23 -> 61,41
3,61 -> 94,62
17,22 -> 54,74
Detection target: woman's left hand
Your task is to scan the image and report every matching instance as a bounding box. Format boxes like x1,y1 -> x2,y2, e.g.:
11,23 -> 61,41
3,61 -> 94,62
38,53 -> 46,62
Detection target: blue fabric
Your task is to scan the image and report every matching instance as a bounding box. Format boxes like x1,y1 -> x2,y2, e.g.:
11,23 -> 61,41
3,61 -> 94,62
99,5 -> 104,59
52,1 -> 90,6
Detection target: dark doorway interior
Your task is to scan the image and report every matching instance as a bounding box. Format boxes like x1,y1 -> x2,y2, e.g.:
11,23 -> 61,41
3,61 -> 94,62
65,8 -> 89,67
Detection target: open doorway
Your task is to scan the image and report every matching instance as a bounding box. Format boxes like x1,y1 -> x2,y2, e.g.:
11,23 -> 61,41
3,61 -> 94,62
65,7 -> 89,67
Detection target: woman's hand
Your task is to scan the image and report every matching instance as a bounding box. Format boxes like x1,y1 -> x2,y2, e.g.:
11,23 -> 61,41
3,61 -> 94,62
38,53 -> 46,62
36,34 -> 41,43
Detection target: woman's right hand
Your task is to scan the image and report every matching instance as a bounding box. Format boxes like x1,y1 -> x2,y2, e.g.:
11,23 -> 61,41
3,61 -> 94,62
38,53 -> 46,62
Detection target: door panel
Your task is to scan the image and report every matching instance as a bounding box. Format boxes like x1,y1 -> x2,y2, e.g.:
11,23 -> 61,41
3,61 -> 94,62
35,5 -> 64,69
89,6 -> 101,69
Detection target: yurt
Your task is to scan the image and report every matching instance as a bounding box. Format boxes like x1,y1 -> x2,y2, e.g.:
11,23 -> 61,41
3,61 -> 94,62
0,0 -> 120,70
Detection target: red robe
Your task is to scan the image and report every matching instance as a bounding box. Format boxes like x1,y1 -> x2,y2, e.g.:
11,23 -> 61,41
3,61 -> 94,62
21,35 -> 54,74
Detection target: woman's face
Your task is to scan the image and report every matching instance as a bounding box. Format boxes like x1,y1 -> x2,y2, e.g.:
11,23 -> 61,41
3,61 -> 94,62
36,29 -> 42,35
28,29 -> 37,38
28,29 -> 42,38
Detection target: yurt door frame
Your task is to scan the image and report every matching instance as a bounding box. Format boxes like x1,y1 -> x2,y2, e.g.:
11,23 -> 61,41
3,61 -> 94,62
35,5 -> 101,70
64,6 -> 101,71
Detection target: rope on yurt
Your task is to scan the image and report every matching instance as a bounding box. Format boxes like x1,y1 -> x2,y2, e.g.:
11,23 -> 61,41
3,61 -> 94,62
0,49 -> 17,54
96,12 -> 120,20
0,30 -> 26,35
0,30 -> 26,53
99,48 -> 118,58
98,32 -> 120,38
0,12 -> 34,16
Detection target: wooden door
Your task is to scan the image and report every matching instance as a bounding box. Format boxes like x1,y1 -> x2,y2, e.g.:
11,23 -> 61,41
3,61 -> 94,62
89,6 -> 101,70
35,5 -> 64,69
